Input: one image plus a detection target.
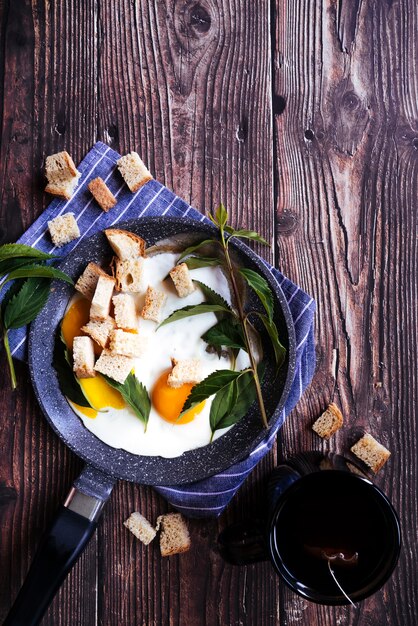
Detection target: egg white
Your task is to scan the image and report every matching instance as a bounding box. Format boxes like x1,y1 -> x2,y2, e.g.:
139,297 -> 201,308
71,252 -> 251,457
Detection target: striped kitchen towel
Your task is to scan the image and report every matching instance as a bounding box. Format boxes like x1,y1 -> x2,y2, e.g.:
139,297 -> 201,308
8,141 -> 316,518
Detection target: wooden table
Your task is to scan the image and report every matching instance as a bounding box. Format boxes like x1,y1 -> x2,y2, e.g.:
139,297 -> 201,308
1,1 -> 416,625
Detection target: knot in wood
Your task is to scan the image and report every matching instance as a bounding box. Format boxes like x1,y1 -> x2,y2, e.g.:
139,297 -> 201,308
276,210 -> 299,235
189,3 -> 211,34
341,91 -> 360,112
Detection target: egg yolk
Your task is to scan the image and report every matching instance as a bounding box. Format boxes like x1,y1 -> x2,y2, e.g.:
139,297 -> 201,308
152,371 -> 205,424
62,298 -> 125,418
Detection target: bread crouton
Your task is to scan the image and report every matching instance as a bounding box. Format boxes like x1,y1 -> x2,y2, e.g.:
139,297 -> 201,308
167,358 -> 202,388
47,213 -> 80,247
156,513 -> 190,557
81,317 -> 116,349
141,286 -> 167,323
312,403 -> 344,439
117,152 -> 152,192
104,228 -> 146,259
109,329 -> 147,358
88,177 -> 117,212
90,275 -> 116,320
45,151 -> 81,199
75,262 -> 110,300
94,350 -> 134,384
169,263 -> 195,298
351,433 -> 391,473
124,512 -> 156,545
114,257 -> 144,293
112,294 -> 138,331
73,336 -> 96,379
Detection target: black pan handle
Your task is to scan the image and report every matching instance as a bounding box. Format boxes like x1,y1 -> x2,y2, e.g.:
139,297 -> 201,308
4,465 -> 115,626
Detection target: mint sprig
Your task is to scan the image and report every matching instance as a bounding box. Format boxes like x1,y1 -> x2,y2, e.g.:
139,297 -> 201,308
0,243 -> 73,389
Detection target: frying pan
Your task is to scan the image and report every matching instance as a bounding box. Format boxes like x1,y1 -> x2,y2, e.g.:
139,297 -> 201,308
4,217 -> 296,626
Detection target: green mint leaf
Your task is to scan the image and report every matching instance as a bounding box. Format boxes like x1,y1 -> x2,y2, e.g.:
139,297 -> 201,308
2,265 -> 74,286
215,203 -> 228,229
183,256 -> 222,270
239,267 -> 274,322
158,303 -> 231,328
52,332 -> 93,408
2,278 -> 51,329
209,378 -> 238,436
256,313 -> 286,369
224,227 -> 269,246
0,257 -> 46,279
177,239 -> 218,262
0,279 -> 26,317
0,243 -> 57,261
103,373 -> 151,432
193,280 -> 232,311
180,369 -> 244,416
202,318 -> 246,350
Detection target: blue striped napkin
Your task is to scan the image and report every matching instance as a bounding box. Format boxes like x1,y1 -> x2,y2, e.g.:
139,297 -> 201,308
9,142 -> 315,518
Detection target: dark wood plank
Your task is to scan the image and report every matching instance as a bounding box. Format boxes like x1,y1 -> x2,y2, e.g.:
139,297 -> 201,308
0,1 -> 98,624
97,1 -> 276,624
273,0 -> 417,624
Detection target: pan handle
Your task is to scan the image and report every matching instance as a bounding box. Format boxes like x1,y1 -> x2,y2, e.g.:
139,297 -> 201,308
4,465 -> 115,626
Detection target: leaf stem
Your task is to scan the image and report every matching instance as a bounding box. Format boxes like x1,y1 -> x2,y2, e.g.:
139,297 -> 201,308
223,241 -> 268,428
3,329 -> 17,390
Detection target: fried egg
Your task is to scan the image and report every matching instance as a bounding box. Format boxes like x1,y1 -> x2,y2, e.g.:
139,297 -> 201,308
63,252 -> 251,457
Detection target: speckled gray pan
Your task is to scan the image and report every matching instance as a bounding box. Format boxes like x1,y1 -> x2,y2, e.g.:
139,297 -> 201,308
28,217 -> 296,485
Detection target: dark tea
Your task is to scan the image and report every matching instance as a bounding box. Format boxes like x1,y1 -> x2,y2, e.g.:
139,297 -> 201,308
270,471 -> 400,603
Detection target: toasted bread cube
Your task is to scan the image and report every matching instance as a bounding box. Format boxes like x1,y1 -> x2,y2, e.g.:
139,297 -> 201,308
141,286 -> 167,323
45,151 -> 81,199
75,262 -> 110,300
351,434 -> 391,474
117,152 -> 152,192
124,512 -> 156,545
105,228 -> 146,259
94,350 -> 134,384
167,358 -> 202,388
73,336 -> 96,379
156,513 -> 190,557
88,177 -> 117,212
109,329 -> 147,358
90,275 -> 116,320
81,317 -> 116,348
47,213 -> 80,247
169,263 -> 195,298
112,294 -> 137,331
312,403 -> 344,439
114,257 -> 144,293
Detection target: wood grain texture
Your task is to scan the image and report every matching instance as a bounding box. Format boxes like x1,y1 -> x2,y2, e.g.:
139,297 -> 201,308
0,0 -> 416,625
274,1 -> 417,625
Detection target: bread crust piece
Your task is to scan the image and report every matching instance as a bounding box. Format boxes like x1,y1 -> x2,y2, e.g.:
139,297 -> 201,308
73,336 -> 96,378
75,262 -> 110,300
90,274 -> 116,320
81,317 -> 116,349
124,512 -> 156,545
167,358 -> 202,388
112,293 -> 138,331
117,152 -> 152,192
169,263 -> 196,297
108,329 -> 147,358
46,150 -> 79,178
156,513 -> 191,557
104,228 -> 146,259
312,403 -> 344,439
94,350 -> 134,384
47,213 -> 80,247
141,286 -> 167,323
88,177 -> 117,212
350,433 -> 391,473
45,151 -> 81,199
114,257 -> 144,293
